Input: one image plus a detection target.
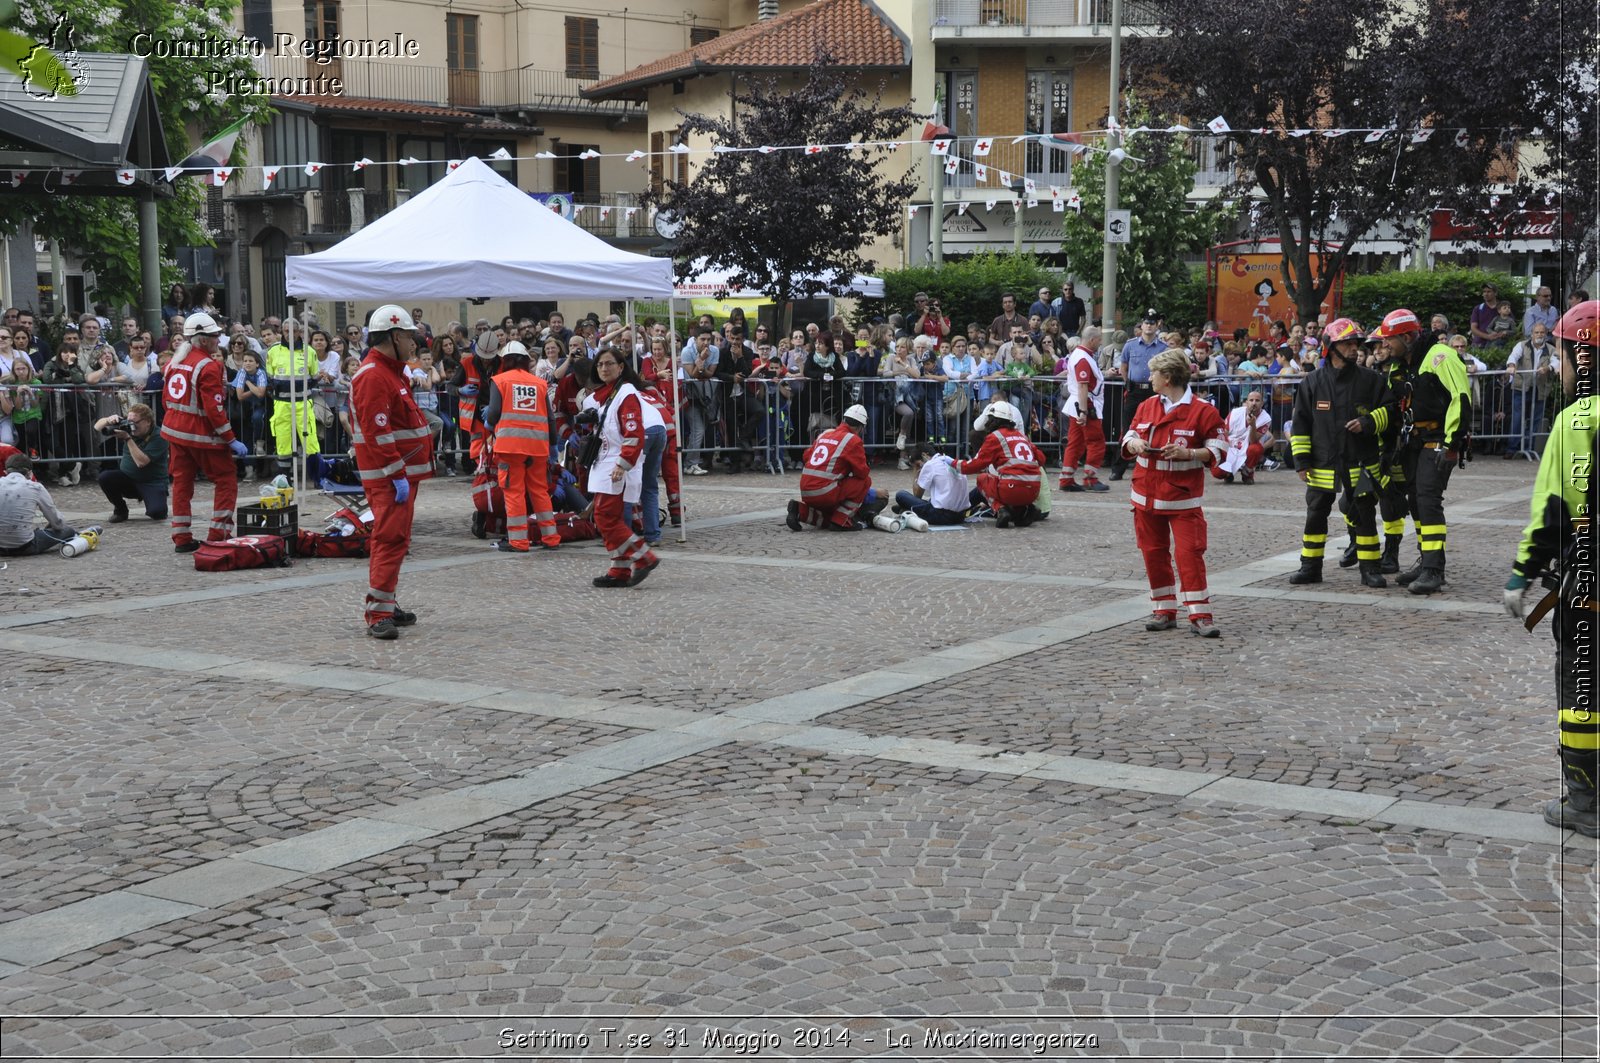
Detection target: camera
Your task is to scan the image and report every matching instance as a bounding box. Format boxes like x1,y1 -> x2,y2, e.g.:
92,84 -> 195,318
100,417 -> 134,437
573,408 -> 600,429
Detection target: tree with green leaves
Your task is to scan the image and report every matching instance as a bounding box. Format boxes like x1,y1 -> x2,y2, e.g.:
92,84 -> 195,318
1060,111 -> 1232,327
0,0 -> 271,309
646,54 -> 918,324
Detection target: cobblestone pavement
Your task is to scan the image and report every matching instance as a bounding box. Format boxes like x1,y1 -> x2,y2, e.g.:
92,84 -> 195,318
0,463 -> 1594,1060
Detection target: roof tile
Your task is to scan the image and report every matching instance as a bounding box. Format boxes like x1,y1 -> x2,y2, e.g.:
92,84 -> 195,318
584,0 -> 907,100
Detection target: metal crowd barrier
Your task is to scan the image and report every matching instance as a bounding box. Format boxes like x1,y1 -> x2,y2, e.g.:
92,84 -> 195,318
6,365 -> 1551,477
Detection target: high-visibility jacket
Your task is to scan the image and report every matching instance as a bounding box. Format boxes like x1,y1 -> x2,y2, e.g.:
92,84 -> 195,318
489,369 -> 551,457
265,343 -> 319,381
1407,342 -> 1473,449
799,424 -> 869,506
458,357 -> 494,434
1514,395 -> 1597,581
1289,359 -> 1393,486
160,344 -> 235,451
1123,389 -> 1227,512
350,348 -> 434,483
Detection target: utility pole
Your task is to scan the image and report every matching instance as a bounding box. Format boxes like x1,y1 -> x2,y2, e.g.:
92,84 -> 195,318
1012,178 -> 1026,255
1099,0 -> 1123,329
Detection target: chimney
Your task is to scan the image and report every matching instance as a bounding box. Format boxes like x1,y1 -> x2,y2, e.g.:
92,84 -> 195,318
758,0 -> 779,20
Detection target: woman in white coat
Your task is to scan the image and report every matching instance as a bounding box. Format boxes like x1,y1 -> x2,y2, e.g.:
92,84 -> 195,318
583,350 -> 661,587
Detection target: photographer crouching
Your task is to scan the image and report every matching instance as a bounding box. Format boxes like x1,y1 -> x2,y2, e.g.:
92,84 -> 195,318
93,403 -> 169,523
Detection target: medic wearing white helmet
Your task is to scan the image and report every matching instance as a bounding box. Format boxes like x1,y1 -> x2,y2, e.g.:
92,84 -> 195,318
1504,298 -> 1599,837
350,304 -> 434,639
786,404 -> 881,531
161,310 -> 248,552
958,401 -> 1044,528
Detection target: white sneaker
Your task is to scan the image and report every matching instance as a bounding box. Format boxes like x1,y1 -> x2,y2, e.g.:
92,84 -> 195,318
897,458 -> 911,471
896,433 -> 907,450
687,464 -> 708,476
67,462 -> 81,486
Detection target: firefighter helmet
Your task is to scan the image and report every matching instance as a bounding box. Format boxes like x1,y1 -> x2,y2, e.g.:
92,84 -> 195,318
1554,299 -> 1600,347
1368,308 -> 1421,339
1323,317 -> 1363,344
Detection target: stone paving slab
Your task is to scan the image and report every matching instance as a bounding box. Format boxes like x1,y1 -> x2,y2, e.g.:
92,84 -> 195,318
0,746 -> 1588,1058
124,858 -> 308,907
0,891 -> 201,967
239,817 -> 438,873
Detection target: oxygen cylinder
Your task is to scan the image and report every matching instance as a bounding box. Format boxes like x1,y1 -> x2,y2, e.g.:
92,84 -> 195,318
900,511 -> 930,532
871,513 -> 904,533
60,526 -> 100,558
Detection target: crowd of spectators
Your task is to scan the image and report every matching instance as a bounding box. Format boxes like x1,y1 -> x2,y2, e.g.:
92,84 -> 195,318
4,280 -> 1585,505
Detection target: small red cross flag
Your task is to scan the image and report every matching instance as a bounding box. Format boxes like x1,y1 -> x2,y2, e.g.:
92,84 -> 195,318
805,144 -> 824,155
758,145 -> 776,154
975,164 -> 988,182
61,170 -> 81,186
974,138 -> 992,156
448,159 -> 464,171
397,157 -> 419,167
930,138 -> 951,156
626,150 -> 646,162
599,206 -> 611,220
1068,191 -> 1082,210
1290,129 -> 1312,138
998,169 -> 1013,186
352,157 -> 373,171
212,166 -> 233,184
1023,178 -> 1037,196
625,207 -> 639,219
304,162 -> 323,176
1363,129 -> 1390,143
116,170 -> 136,185
11,170 -> 25,185
943,156 -> 960,175
957,202 -> 969,215
262,166 -> 280,189
909,205 -> 919,217
1410,128 -> 1433,144
489,147 -> 512,161
1454,129 -> 1470,148
163,166 -> 183,182
668,143 -> 690,154
1207,115 -> 1230,135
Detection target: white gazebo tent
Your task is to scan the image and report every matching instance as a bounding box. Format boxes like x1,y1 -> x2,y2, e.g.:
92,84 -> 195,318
284,157 -> 680,537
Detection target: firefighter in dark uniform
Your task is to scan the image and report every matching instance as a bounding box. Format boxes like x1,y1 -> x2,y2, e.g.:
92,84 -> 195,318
1505,298 -> 1599,837
1368,308 -> 1472,595
1287,318 -> 1395,588
1367,330 -> 1415,574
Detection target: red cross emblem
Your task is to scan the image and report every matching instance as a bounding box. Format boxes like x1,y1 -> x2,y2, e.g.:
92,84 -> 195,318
389,314 -> 400,324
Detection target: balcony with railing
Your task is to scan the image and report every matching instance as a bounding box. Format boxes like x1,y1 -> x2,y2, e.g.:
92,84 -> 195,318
254,54 -> 645,117
568,194 -> 648,240
932,0 -> 1162,35
938,136 -> 1085,191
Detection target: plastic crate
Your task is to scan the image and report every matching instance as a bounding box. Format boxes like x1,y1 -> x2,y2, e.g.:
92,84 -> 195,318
237,502 -> 299,539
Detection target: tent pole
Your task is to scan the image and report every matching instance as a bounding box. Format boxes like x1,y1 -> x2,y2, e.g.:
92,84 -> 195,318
669,300 -> 686,544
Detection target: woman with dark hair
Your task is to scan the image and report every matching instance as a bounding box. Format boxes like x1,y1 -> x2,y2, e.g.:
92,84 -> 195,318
187,283 -> 219,318
803,330 -> 845,441
163,283 -> 188,326
583,349 -> 660,587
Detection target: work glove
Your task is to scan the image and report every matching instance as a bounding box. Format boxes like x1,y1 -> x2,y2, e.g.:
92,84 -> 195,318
1503,573 -> 1529,619
391,477 -> 411,504
229,439 -> 248,457
458,385 -> 478,397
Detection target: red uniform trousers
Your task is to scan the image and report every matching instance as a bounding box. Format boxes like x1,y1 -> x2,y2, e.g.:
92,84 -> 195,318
797,477 -> 869,528
976,472 -> 1040,511
364,477 -> 418,625
1133,506 -> 1213,623
594,492 -> 655,578
1210,443 -> 1264,478
662,438 -> 683,524
169,443 -> 237,545
1062,416 -> 1107,478
498,455 -> 558,548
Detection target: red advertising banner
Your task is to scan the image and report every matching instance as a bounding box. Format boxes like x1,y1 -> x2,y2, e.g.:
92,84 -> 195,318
1429,208 -> 1565,243
1209,242 -> 1342,340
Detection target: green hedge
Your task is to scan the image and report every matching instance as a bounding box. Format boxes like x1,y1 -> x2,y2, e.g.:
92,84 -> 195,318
853,252 -> 1063,334
1340,265 -> 1527,344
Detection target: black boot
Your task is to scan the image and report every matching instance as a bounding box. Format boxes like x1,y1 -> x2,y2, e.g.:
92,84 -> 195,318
1395,557 -> 1426,586
1380,536 -> 1402,575
785,500 -> 803,532
1544,792 -> 1600,838
1358,560 -> 1387,588
1338,540 -> 1359,568
1407,567 -> 1445,595
1288,558 -> 1323,585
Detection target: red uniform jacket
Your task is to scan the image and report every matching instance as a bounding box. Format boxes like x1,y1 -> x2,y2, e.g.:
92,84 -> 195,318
1122,390 -> 1226,511
160,346 -> 235,450
641,386 -> 678,454
799,424 -> 870,504
957,428 -> 1042,484
351,348 -> 435,483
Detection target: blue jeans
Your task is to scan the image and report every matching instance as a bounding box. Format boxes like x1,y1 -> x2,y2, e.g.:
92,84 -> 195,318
1508,388 -> 1545,454
922,383 -> 947,448
626,424 -> 666,541
893,489 -> 966,525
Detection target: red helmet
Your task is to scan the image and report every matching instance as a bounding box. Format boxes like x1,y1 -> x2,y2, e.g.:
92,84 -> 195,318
1554,299 -> 1600,347
1323,317 -> 1363,344
1368,309 -> 1421,339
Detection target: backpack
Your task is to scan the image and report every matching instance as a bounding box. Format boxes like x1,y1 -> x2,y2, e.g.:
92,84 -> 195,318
555,514 -> 599,542
193,535 -> 291,572
294,529 -> 369,558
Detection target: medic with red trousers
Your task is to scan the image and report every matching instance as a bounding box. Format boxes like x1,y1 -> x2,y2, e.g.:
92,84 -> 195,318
786,405 -> 883,531
351,306 -> 435,639
160,311 -> 248,552
1121,348 -> 1228,637
959,401 -> 1043,528
483,340 -> 559,552
582,350 -> 661,588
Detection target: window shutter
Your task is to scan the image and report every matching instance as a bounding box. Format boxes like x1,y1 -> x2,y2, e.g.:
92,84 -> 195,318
565,17 -> 598,79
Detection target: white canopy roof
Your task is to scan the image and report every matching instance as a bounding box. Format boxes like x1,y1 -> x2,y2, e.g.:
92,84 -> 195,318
674,258 -> 885,300
286,157 -> 673,301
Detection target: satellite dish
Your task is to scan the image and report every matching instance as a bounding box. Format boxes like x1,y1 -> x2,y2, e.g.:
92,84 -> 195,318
545,193 -> 574,220
654,209 -> 684,239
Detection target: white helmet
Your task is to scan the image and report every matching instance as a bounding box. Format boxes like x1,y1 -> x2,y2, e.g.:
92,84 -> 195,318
183,311 -> 222,337
366,304 -> 415,334
975,400 -> 1023,432
842,404 -> 869,426
501,340 -> 529,359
